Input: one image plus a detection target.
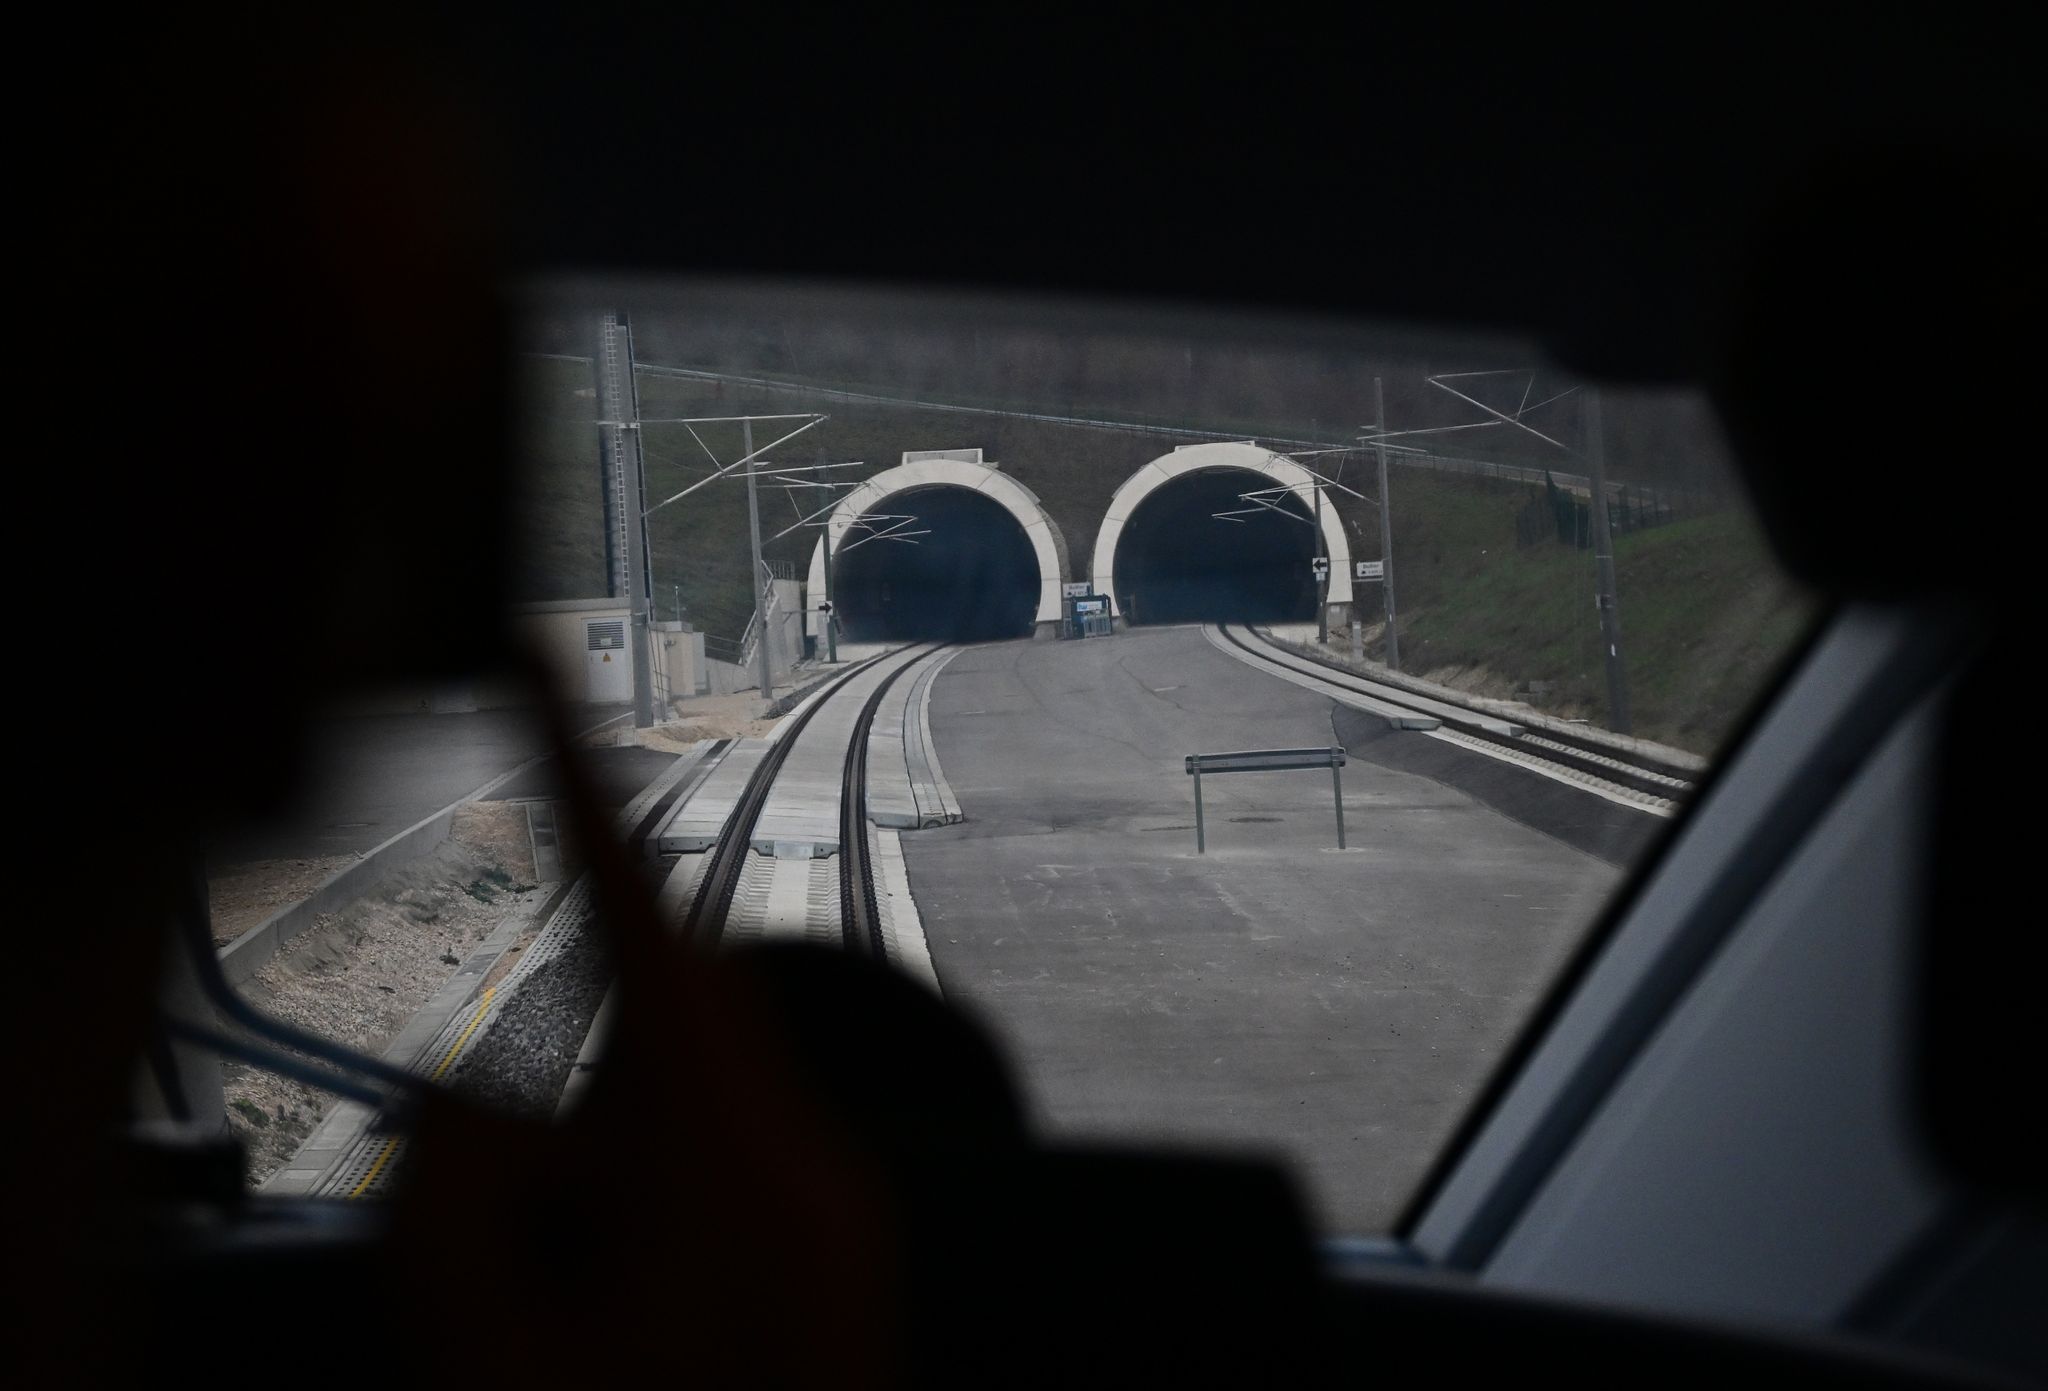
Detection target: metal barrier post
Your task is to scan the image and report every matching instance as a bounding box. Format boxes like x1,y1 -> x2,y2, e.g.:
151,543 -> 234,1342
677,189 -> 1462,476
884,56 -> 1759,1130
1186,746 -> 1346,852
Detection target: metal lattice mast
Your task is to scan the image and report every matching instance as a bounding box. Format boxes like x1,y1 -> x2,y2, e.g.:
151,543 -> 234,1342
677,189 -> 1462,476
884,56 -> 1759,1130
1584,387 -> 1630,734
597,313 -> 656,727
1374,376 -> 1400,671
743,418 -> 774,697
597,317 -> 638,601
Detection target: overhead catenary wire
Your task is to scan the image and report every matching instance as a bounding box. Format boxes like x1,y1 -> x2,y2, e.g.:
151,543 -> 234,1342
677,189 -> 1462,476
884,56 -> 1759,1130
642,415 -> 830,515
525,351 -> 1690,502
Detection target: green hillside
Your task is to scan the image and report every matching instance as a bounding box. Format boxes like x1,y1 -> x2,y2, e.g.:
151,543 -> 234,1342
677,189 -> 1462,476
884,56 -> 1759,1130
1368,472 -> 1813,751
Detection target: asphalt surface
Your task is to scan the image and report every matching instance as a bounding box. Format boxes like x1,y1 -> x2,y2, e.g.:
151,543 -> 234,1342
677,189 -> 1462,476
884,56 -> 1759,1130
904,626 -> 1630,1234
1331,706 -> 1665,868
209,705 -> 628,866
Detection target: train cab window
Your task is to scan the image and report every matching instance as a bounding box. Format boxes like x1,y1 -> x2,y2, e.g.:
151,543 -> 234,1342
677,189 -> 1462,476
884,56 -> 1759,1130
182,282 -> 1813,1237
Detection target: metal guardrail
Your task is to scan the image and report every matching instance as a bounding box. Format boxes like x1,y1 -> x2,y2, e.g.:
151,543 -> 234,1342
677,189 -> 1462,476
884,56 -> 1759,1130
1184,746 -> 1349,853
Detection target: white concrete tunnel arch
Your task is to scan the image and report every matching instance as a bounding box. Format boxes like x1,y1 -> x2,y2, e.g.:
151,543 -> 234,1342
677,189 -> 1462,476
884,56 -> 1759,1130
807,457 -> 1073,640
1089,441 -> 1354,620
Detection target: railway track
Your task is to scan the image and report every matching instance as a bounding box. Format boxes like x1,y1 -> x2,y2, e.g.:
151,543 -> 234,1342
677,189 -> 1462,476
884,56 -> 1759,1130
837,653 -> 928,959
272,645 -> 948,1197
1210,623 -> 1692,815
679,642 -> 943,952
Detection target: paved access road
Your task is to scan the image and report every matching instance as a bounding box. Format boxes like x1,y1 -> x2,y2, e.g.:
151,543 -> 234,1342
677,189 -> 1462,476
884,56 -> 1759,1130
904,626 -> 1629,1234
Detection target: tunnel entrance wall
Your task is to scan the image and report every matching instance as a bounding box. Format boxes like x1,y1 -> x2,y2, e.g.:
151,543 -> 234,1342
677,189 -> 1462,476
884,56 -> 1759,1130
830,485 -> 1041,642
1113,469 -> 1321,625
1090,442 -> 1355,624
808,460 -> 1070,643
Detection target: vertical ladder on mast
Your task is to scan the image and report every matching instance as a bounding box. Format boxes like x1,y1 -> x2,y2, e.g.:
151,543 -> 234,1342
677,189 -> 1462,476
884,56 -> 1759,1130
599,315 -> 633,600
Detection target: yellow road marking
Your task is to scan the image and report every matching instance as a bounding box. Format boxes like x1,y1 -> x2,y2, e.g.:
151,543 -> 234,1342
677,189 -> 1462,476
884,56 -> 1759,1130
348,1137 -> 400,1198
431,985 -> 497,1081
346,986 -> 498,1199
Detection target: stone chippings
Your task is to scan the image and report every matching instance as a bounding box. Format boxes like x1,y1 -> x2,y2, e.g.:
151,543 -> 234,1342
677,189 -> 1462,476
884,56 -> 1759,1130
449,925 -> 611,1119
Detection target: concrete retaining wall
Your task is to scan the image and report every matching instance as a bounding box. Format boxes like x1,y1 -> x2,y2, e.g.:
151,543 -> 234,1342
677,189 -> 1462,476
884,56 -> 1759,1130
212,736 -> 575,985
702,657 -> 753,696
217,797 -> 473,986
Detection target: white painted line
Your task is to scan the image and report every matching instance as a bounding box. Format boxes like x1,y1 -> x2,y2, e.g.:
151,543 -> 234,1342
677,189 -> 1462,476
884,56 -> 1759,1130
1425,726 -> 1677,817
1202,624 -> 1440,729
1254,627 -> 1705,776
1205,624 -> 1672,816
1233,626 -> 1518,735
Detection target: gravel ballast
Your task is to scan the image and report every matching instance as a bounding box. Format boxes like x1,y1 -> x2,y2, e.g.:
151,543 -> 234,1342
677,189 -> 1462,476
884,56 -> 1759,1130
221,820 -> 540,1185
448,925 -> 611,1119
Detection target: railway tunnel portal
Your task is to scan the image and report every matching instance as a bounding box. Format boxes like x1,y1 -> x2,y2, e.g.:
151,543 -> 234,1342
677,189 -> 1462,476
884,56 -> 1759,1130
808,453 -> 1071,643
1090,442 -> 1354,628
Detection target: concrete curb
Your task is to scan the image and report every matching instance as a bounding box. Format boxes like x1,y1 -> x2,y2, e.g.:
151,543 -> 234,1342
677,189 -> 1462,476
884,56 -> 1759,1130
216,710 -> 630,986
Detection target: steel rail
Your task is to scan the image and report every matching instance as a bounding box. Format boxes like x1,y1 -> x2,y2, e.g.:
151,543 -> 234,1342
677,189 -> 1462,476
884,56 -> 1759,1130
677,651 -> 892,947
1215,624 -> 1693,799
837,647 -> 941,959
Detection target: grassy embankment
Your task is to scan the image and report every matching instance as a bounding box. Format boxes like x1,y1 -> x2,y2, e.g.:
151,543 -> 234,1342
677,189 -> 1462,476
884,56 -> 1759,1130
1361,471 -> 1814,753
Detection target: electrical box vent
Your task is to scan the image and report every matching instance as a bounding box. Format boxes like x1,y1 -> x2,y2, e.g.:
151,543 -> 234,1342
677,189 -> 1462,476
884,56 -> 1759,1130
586,620 -> 626,651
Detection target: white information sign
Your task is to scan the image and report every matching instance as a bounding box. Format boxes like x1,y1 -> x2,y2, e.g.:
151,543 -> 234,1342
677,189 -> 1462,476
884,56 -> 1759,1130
1061,582 -> 1092,598
1355,560 -> 1385,581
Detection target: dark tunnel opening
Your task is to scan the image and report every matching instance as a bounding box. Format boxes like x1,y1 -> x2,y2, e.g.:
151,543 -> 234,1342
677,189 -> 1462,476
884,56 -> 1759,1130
833,486 -> 1040,642
1114,469 -> 1320,625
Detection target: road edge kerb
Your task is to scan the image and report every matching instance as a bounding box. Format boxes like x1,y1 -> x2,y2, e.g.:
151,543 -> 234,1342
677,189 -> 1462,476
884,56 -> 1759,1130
216,710 -> 632,985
